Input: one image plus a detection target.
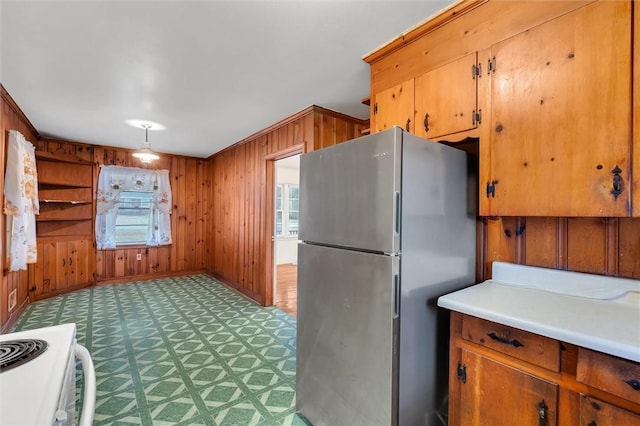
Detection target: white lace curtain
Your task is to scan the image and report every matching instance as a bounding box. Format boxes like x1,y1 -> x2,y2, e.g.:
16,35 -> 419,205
3,130 -> 39,271
95,165 -> 172,249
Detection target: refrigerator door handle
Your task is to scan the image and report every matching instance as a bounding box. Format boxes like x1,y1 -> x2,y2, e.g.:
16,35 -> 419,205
393,274 -> 400,319
394,191 -> 401,235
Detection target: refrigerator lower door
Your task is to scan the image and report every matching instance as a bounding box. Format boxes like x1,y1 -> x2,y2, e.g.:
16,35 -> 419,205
296,243 -> 398,426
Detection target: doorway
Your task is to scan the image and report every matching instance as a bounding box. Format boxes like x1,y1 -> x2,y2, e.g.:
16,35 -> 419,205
273,154 -> 300,317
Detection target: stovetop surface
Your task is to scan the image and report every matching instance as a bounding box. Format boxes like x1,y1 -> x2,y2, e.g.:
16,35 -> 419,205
0,324 -> 77,425
0,339 -> 48,372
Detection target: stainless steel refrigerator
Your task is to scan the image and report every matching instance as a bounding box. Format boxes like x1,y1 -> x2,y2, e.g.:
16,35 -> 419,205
296,127 -> 476,426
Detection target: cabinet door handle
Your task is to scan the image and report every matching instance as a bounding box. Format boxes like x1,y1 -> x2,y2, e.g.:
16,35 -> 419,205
538,400 -> 547,426
405,118 -> 411,132
625,379 -> 640,391
611,165 -> 623,198
487,332 -> 524,348
424,113 -> 430,133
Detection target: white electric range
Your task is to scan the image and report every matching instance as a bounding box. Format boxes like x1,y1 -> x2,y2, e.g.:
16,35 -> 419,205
0,323 -> 96,426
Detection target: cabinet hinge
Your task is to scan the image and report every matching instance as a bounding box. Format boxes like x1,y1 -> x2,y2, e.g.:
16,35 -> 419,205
486,180 -> 498,198
457,362 -> 467,383
472,63 -> 482,79
487,57 -> 496,75
472,109 -> 482,126
374,102 -> 378,115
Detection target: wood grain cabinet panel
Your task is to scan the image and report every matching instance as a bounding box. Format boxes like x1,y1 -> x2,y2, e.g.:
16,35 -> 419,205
30,239 -> 95,300
577,348 -> 640,405
458,348 -> 558,426
371,80 -> 414,134
414,52 -> 479,140
462,315 -> 561,372
483,1 -> 632,216
580,395 -> 640,426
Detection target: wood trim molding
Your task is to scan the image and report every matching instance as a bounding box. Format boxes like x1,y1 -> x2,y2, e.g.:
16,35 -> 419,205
1,83 -> 40,138
264,143 -> 305,160
208,105 -> 367,159
206,271 -> 263,305
362,0 -> 487,64
264,144 -> 306,307
96,269 -> 207,286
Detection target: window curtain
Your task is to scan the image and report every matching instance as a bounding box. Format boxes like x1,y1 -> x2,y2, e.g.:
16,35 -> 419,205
3,130 -> 39,271
95,165 -> 172,249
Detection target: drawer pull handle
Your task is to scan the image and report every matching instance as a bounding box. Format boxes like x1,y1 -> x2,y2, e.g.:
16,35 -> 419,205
538,400 -> 547,426
487,332 -> 524,348
625,379 -> 640,391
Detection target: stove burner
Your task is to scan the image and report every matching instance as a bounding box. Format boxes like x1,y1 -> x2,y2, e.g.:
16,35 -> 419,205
0,339 -> 48,372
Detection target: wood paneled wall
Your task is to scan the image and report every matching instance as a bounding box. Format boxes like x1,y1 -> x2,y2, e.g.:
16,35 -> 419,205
1,86 -> 40,331
29,139 -> 210,284
482,217 -> 640,280
207,105 -> 367,304
93,146 -> 210,282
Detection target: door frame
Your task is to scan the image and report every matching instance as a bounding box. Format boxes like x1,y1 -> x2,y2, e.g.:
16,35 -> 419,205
264,143 -> 305,307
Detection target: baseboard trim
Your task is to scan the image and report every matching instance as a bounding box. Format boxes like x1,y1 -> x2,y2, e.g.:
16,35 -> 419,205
205,271 -> 264,306
96,269 -> 207,286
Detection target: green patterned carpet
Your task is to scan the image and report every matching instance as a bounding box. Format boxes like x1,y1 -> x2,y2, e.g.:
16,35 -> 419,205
15,274 -> 309,426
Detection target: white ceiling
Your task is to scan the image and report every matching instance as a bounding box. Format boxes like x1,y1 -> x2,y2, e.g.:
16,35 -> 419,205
1,1 -> 454,158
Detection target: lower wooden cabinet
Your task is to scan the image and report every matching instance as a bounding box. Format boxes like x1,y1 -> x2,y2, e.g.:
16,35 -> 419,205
580,395 -> 640,426
448,312 -> 640,425
459,349 -> 558,425
29,238 -> 96,300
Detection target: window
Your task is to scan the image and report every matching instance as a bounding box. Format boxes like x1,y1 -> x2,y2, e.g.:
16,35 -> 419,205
115,191 -> 153,244
288,185 -> 299,236
275,185 -> 283,237
275,183 -> 298,238
95,166 -> 172,249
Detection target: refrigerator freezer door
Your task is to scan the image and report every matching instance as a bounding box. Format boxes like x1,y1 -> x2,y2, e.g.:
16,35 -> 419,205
296,243 -> 398,426
299,127 -> 402,254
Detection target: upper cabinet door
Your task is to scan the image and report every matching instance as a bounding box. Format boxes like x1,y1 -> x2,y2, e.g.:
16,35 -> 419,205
415,52 -> 479,140
483,1 -> 632,216
372,80 -> 415,134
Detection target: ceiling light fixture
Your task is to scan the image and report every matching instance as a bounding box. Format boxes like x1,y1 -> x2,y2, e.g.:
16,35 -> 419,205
132,123 -> 160,163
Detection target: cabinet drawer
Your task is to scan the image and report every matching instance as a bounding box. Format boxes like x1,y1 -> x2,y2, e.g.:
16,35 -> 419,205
580,394 -> 640,425
461,315 -> 560,372
577,348 -> 640,405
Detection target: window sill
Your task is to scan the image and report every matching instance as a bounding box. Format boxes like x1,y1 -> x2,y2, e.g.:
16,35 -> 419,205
100,243 -> 173,251
276,236 -> 300,241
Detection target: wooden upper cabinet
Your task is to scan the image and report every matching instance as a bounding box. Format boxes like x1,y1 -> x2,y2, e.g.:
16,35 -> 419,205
482,1 -> 632,216
371,80 -> 414,134
415,52 -> 479,140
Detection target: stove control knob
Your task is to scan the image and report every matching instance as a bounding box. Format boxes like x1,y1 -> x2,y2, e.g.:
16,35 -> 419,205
54,410 -> 68,424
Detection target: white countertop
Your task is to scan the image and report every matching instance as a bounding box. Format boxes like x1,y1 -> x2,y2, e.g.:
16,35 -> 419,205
438,262 -> 640,363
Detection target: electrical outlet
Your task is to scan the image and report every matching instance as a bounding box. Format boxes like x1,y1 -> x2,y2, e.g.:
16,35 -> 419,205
8,289 -> 17,311
136,253 -> 142,261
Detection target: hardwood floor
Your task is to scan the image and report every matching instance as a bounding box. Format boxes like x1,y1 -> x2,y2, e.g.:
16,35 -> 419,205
275,263 -> 297,317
